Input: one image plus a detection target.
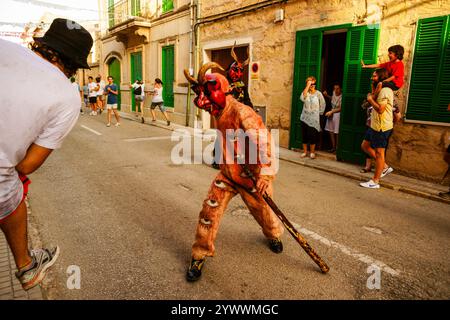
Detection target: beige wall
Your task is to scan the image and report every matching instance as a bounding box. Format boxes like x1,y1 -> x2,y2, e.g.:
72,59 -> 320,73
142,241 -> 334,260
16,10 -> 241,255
199,0 -> 450,182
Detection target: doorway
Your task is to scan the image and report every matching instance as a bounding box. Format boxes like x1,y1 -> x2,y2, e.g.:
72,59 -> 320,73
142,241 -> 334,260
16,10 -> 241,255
289,24 -> 380,164
319,31 -> 346,151
210,45 -> 250,128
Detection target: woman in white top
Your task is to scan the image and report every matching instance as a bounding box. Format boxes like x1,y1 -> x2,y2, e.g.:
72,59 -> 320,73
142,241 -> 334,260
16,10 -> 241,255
323,83 -> 342,153
148,78 -> 170,126
299,76 -> 326,159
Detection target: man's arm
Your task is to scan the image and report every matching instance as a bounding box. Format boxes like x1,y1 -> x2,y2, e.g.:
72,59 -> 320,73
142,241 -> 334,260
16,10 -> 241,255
367,94 -> 386,114
361,59 -> 381,68
15,143 -> 53,175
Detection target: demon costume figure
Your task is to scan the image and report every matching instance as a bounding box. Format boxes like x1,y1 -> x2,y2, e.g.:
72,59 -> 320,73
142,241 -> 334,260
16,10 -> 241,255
227,44 -> 253,109
184,63 -> 284,282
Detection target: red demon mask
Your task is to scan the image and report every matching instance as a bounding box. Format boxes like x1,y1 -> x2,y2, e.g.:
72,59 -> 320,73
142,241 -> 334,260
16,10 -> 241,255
226,43 -> 249,83
184,62 -> 229,117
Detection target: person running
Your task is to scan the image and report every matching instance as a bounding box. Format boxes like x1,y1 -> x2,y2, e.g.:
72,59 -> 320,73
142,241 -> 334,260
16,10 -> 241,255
105,76 -> 121,127
96,75 -> 105,114
148,78 -> 170,126
0,18 -> 93,290
130,79 -> 145,123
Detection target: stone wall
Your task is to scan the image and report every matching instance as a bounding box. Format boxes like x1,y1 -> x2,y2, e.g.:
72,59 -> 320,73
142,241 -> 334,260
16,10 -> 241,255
199,0 -> 450,182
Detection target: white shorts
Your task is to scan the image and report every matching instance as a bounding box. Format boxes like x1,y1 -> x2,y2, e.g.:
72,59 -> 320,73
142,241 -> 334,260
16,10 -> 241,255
325,112 -> 340,134
106,104 -> 118,110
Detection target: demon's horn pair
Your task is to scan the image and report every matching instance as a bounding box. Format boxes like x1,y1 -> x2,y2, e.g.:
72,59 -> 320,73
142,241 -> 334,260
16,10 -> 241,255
231,41 -> 250,67
184,62 -> 225,85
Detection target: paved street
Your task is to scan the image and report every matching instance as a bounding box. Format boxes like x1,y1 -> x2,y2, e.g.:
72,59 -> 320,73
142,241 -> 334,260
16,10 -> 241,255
23,114 -> 450,299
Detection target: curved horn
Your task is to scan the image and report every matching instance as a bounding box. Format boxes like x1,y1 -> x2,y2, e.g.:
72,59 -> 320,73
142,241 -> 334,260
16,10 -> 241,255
242,46 -> 250,67
231,41 -> 239,63
198,62 -> 225,84
184,69 -> 198,85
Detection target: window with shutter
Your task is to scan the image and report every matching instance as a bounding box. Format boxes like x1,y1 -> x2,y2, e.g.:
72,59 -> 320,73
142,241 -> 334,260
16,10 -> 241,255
162,45 -> 175,107
108,0 -> 114,28
162,0 -> 174,13
131,0 -> 140,16
406,15 -> 450,124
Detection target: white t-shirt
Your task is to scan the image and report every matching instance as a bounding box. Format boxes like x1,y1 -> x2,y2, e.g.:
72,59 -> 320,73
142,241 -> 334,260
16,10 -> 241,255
98,80 -> 105,95
132,83 -> 145,97
0,39 -> 80,217
152,86 -> 163,103
88,82 -> 98,97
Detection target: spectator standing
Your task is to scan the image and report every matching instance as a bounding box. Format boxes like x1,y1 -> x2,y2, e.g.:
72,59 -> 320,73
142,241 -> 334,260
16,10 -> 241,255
130,79 -> 145,123
323,83 -> 342,153
105,76 -> 121,127
299,76 -> 326,159
88,76 -> 98,115
0,18 -> 93,290
149,78 -> 170,126
82,82 -> 89,110
70,77 -> 83,114
96,75 -> 106,114
360,69 -> 394,189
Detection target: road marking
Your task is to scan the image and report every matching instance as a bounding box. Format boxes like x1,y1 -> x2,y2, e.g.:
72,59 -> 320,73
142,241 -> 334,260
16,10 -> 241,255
363,226 -> 383,235
123,136 -> 173,142
81,125 -> 102,136
292,222 -> 401,276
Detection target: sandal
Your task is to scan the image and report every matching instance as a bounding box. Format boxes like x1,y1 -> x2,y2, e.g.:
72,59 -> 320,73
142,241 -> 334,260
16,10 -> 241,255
360,168 -> 371,173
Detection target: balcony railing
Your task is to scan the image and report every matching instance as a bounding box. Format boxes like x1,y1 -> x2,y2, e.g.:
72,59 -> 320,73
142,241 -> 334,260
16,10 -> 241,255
108,0 -> 144,28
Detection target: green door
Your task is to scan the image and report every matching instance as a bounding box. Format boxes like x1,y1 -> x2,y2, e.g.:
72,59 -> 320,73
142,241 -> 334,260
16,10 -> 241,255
130,51 -> 142,112
162,45 -> 174,107
108,58 -> 121,110
289,30 -> 323,149
337,26 -> 380,164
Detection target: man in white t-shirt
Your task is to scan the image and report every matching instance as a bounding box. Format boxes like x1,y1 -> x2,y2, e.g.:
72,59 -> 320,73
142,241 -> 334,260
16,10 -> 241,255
0,18 -> 93,291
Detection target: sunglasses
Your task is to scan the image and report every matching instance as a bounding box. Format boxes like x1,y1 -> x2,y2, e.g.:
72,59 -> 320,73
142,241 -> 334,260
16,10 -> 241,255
310,83 -> 316,86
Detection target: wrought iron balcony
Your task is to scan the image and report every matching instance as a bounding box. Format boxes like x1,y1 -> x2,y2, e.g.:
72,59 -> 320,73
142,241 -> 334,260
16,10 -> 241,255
108,0 -> 148,29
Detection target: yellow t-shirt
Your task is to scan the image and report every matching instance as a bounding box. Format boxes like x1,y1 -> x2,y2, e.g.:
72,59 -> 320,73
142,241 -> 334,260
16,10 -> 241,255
370,87 -> 394,132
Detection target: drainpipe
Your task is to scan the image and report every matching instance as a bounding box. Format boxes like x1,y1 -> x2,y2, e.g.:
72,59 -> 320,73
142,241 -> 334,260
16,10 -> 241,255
194,0 -> 201,127
186,0 -> 195,127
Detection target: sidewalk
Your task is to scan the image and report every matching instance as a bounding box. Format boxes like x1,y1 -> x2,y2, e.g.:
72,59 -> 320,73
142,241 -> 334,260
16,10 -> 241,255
0,233 -> 43,300
123,112 -> 450,205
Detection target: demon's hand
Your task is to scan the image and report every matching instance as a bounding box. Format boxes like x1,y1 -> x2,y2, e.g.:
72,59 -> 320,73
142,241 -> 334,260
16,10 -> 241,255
256,175 -> 272,195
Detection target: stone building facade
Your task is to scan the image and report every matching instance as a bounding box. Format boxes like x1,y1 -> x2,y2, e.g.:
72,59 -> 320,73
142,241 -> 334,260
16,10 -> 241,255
198,0 -> 450,182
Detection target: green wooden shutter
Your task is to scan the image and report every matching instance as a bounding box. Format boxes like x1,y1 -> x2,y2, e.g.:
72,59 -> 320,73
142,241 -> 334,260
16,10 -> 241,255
337,25 -> 379,164
162,45 -> 174,107
131,0 -> 140,16
289,30 -> 322,149
130,52 -> 143,111
407,15 -> 450,123
108,58 -> 121,110
108,0 -> 114,28
162,0 -> 174,13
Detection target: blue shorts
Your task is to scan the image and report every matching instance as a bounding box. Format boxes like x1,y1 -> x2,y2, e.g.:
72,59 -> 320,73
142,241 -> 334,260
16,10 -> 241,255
364,127 -> 392,149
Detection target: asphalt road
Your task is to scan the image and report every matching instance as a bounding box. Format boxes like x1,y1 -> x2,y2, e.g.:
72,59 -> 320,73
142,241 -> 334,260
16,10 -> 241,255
27,113 -> 450,299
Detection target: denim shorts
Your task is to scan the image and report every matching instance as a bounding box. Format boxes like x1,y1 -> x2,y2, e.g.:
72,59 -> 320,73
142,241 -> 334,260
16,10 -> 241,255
364,127 -> 392,149
135,95 -> 145,102
151,101 -> 166,112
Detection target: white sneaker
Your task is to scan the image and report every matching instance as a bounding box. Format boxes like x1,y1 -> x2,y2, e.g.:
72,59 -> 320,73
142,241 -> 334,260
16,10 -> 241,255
360,179 -> 380,189
300,152 -> 308,158
381,166 -> 394,178
106,123 -> 111,127
115,123 -> 120,127
310,153 -> 316,159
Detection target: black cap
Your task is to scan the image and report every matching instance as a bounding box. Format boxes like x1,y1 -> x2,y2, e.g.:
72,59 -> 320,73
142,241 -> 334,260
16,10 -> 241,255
33,18 -> 93,69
